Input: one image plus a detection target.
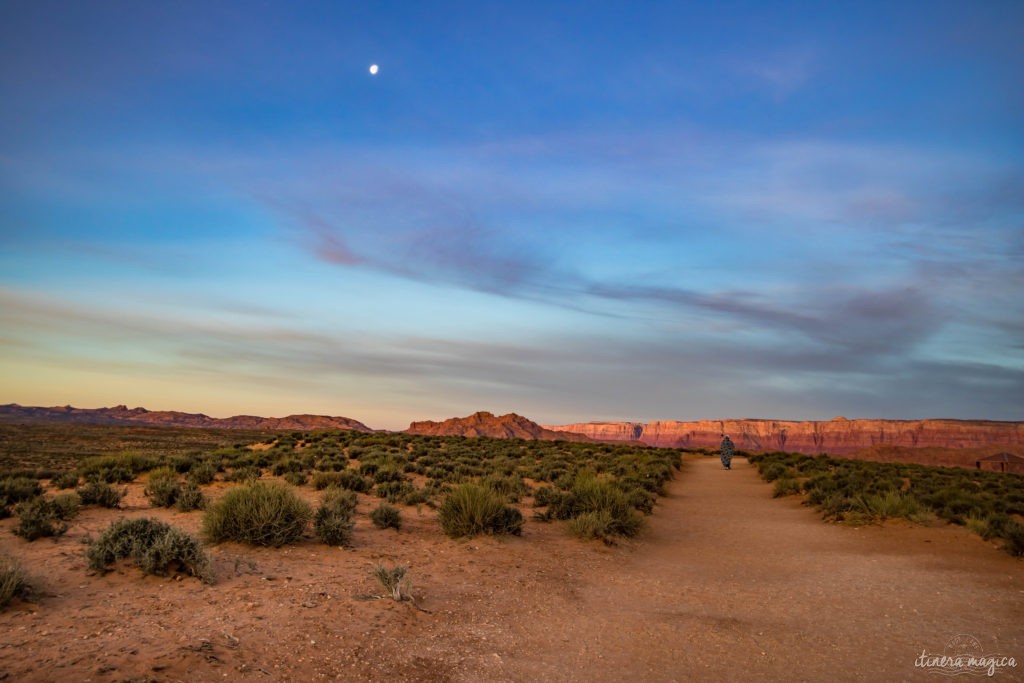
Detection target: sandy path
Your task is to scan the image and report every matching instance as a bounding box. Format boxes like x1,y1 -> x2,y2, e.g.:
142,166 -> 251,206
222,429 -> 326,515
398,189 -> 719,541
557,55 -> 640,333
525,456 -> 1024,681
1,456 -> 1021,682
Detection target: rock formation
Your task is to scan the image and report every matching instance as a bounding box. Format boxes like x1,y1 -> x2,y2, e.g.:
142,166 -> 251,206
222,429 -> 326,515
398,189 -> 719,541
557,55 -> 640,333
543,417 -> 1024,455
405,411 -> 592,441
0,403 -> 374,432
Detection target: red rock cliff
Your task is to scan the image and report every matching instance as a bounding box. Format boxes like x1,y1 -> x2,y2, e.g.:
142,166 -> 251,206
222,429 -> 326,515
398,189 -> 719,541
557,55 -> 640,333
543,417 -> 1024,454
406,411 -> 592,441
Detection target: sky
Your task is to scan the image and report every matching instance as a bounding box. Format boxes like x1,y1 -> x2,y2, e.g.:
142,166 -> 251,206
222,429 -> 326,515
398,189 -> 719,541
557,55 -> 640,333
1,1 -> 1022,430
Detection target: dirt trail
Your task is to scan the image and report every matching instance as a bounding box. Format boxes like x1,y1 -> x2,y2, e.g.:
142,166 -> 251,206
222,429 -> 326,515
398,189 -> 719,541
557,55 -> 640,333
1,456 -> 1021,682
531,456 -> 1024,681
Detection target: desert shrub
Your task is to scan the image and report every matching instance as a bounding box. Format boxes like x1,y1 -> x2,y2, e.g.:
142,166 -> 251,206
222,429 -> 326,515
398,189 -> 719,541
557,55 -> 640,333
372,467 -> 405,484
817,492 -> 854,520
312,471 -> 344,490
225,466 -> 261,483
481,473 -> 529,502
51,492 -> 81,520
568,510 -> 616,541
86,517 -> 212,583
14,495 -> 78,540
401,487 -> 431,506
144,468 -> 181,508
0,554 -> 30,609
187,462 -> 218,485
569,475 -> 644,538
532,485 -> 560,508
760,462 -> 789,482
314,489 -> 356,547
52,472 -> 80,490
342,470 -> 374,493
271,458 -> 308,476
0,477 -> 43,508
773,476 -> 803,498
202,481 -> 312,547
370,503 -> 402,530
621,485 -> 656,514
175,482 -> 206,512
375,480 -> 415,503
283,471 -> 308,486
847,489 -> 929,520
438,484 -> 523,538
76,481 -> 124,508
79,452 -> 155,483
1002,521 -> 1024,557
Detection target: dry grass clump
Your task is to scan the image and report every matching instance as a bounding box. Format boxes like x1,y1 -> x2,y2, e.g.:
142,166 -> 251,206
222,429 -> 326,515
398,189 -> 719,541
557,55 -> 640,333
0,554 -> 31,609
372,563 -> 411,601
202,481 -> 312,547
438,484 -> 523,538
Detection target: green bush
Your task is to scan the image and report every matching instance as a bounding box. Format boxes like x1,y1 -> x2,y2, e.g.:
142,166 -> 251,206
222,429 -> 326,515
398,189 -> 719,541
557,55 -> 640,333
401,487 -> 431,506
79,452 -> 155,483
1003,521 -> 1024,557
568,510 -> 616,541
438,484 -> 523,538
202,481 -> 312,547
373,467 -> 405,484
52,472 -> 80,490
283,471 -> 308,486
569,475 -> 644,538
852,490 -> 926,522
86,517 -> 212,583
187,462 -> 218,485
144,467 -> 181,508
225,466 -> 261,483
51,493 -> 81,520
773,476 -> 803,498
375,480 -> 415,503
370,503 -> 402,530
340,469 -> 373,493
175,482 -> 206,512
14,495 -> 79,541
314,489 -> 356,547
481,473 -> 529,502
76,481 -> 124,508
0,554 -> 30,610
0,477 -> 43,509
312,471 -> 344,490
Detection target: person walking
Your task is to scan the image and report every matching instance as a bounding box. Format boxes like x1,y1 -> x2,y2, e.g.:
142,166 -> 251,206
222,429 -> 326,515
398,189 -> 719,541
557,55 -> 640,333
720,434 -> 734,470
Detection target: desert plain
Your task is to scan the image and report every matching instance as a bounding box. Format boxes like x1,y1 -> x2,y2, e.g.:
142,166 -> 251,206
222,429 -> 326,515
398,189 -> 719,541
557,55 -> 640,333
0,419 -> 1021,682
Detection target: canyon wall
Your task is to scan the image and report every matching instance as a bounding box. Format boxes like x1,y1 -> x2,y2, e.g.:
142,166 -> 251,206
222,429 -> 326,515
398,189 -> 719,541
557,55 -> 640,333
544,418 -> 1024,455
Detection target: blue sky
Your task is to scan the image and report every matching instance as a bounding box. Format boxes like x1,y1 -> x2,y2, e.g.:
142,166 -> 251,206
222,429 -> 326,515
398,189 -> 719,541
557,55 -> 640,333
1,1 -> 1021,429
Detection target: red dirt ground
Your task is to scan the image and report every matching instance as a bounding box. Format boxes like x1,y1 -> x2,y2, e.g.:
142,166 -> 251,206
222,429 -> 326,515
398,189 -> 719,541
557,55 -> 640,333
1,456 -> 1021,681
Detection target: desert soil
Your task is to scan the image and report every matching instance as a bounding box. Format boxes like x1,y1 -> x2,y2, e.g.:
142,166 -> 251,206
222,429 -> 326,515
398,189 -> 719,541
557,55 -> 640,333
1,456 -> 1021,682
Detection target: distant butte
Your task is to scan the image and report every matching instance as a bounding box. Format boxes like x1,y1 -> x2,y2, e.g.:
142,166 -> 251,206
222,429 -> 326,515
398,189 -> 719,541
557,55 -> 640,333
405,411 -> 591,442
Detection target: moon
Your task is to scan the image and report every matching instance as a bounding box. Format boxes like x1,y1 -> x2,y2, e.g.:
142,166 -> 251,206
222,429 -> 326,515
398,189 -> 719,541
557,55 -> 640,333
369,64 -> 379,75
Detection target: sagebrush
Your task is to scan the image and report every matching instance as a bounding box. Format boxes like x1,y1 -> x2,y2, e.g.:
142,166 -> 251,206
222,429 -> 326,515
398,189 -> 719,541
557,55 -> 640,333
203,481 -> 312,547
86,517 -> 213,582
